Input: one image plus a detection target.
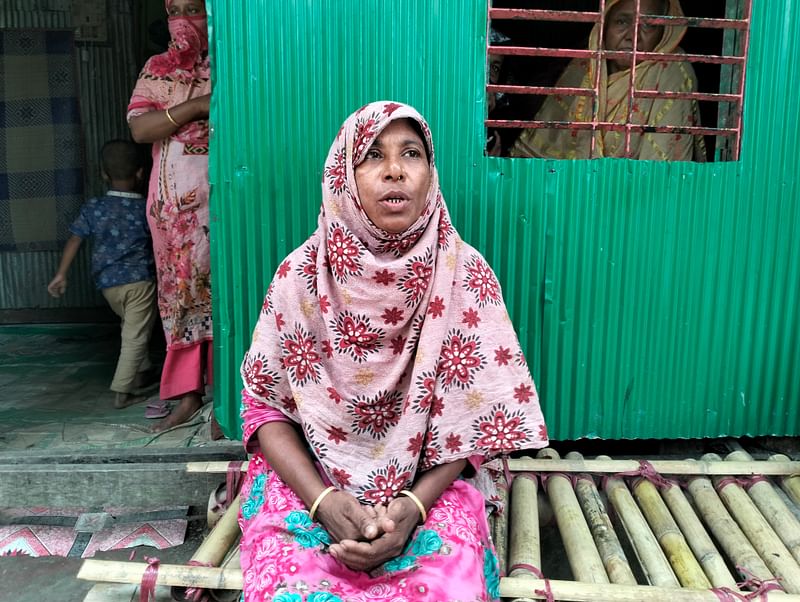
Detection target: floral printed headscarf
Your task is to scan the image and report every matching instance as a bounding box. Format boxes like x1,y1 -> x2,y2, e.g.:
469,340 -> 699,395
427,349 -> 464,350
241,101 -> 548,504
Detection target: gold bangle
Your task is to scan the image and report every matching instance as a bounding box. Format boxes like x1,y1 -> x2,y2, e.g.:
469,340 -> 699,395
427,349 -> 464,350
308,485 -> 337,521
399,490 -> 427,523
164,107 -> 180,128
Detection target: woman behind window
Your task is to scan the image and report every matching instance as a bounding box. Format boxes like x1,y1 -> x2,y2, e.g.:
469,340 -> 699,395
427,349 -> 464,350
511,0 -> 706,161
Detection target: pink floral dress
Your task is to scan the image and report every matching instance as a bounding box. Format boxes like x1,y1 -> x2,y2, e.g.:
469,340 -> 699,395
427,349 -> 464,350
238,454 -> 502,602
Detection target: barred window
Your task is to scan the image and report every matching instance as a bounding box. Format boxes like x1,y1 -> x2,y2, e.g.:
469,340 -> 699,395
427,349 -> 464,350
486,0 -> 752,162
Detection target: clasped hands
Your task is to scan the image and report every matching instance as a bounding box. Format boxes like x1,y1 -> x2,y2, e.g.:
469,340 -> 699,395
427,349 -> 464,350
314,490 -> 421,572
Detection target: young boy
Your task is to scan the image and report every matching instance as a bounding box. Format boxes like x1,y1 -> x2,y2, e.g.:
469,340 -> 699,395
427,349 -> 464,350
48,139 -> 158,409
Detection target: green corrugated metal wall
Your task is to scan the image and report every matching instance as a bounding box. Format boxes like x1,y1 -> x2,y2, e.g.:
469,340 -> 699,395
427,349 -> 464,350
209,1 -> 800,441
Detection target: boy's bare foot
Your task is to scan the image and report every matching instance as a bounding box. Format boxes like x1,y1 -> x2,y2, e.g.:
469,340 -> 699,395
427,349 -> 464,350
114,392 -> 148,409
151,392 -> 203,432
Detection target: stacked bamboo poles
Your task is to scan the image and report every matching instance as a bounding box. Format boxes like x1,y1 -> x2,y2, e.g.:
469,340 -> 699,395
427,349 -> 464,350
598,454 -> 680,587
771,454 -> 800,506
565,451 -> 637,585
629,475 -> 711,588
685,464 -> 778,586
536,448 -> 610,583
172,495 -> 241,602
658,478 -> 739,589
727,450 -> 800,564
703,452 -> 800,593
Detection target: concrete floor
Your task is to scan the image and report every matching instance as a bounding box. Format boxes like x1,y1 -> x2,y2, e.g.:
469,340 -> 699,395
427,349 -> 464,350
0,323 -> 242,601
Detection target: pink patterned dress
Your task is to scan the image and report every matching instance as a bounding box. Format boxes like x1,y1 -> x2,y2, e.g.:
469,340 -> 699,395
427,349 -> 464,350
127,12 -> 212,399
239,101 -> 549,601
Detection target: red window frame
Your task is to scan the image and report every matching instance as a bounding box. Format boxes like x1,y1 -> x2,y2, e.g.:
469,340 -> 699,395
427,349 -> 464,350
486,0 -> 752,161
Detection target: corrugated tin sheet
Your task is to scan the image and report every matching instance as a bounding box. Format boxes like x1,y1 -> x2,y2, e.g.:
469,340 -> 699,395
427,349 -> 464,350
0,246 -> 102,308
210,0 -> 800,441
0,0 -> 139,310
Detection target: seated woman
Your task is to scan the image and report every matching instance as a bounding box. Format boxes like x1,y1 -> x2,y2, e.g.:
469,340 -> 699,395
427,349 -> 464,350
511,0 -> 706,161
238,101 -> 549,601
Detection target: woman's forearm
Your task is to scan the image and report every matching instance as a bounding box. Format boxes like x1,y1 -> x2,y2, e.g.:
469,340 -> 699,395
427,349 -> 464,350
256,421 -> 329,508
410,459 -> 467,512
129,95 -> 209,144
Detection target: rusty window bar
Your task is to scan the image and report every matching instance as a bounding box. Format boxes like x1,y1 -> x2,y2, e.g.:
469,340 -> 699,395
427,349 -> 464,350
489,9 -> 749,31
489,46 -> 746,66
730,0 -> 752,161
489,8 -> 601,23
592,0 -> 607,158
633,90 -> 742,103
485,120 -> 738,138
623,0 -> 644,156
637,15 -> 749,30
486,85 -> 743,105
488,84 -> 595,98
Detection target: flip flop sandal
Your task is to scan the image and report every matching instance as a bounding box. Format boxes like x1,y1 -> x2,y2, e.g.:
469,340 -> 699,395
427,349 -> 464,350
145,400 -> 169,419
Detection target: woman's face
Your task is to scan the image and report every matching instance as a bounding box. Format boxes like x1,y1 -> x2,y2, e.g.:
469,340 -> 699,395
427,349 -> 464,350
354,119 -> 431,234
604,0 -> 665,73
167,0 -> 205,17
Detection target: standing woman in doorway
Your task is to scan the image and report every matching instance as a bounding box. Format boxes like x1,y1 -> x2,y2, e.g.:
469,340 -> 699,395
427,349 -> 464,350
128,0 -> 213,431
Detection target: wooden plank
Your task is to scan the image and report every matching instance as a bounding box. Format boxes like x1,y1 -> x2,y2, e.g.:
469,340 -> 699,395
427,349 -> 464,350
0,463 -> 222,507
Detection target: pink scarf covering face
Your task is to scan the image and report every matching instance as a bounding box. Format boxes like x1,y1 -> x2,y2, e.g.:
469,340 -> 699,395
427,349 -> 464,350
242,101 -> 548,504
127,1 -> 209,146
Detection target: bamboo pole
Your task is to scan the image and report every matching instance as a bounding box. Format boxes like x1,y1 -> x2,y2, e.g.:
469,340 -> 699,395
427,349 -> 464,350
185,458 -> 800,476
492,470 -> 510,578
172,495 -> 241,601
77,560 -> 242,590
508,469 -> 541,576
598,455 -> 679,587
565,451 -> 637,586
630,476 -> 711,588
728,450 -> 800,565
209,548 -> 241,602
83,582 -> 173,602
770,454 -> 800,509
536,448 -> 609,584
659,479 -> 738,589
703,452 -> 800,593
508,469 -> 540,602
686,469 -> 777,586
498,576 -> 800,601
78,560 -> 800,602
508,457 -> 800,476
